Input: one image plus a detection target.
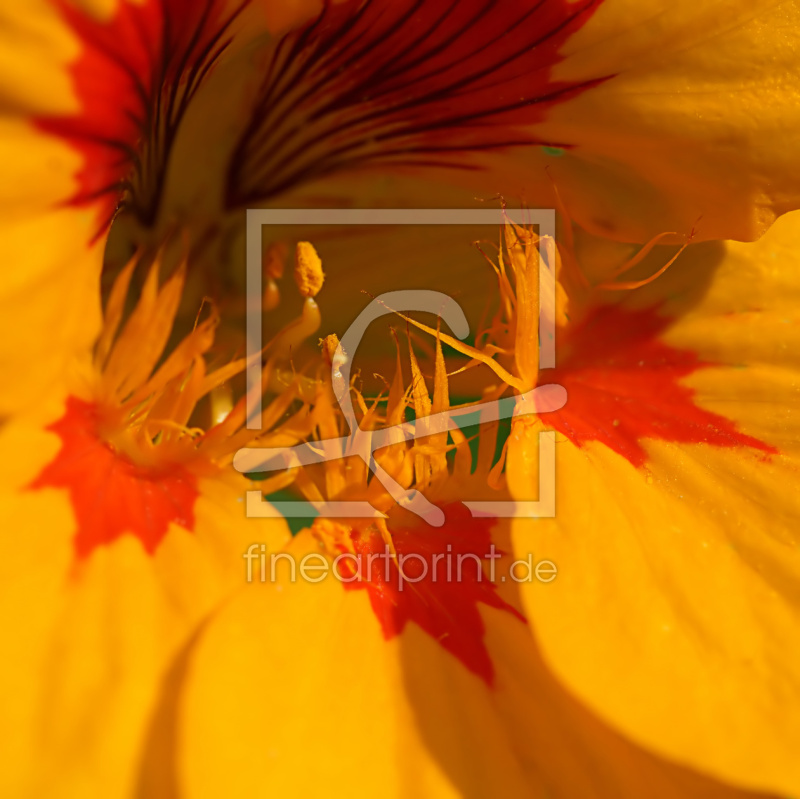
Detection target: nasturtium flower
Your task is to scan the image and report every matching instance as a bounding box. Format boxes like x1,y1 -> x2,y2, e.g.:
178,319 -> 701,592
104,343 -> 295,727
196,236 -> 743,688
176,331 -> 769,799
3,0 -> 800,796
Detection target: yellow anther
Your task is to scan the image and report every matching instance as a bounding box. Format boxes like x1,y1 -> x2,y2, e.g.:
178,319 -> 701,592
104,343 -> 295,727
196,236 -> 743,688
295,241 -> 325,298
319,334 -> 347,375
319,334 -> 340,365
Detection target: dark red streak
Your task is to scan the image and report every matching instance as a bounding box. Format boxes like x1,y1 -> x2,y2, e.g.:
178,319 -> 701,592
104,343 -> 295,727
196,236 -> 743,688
228,0 -> 607,206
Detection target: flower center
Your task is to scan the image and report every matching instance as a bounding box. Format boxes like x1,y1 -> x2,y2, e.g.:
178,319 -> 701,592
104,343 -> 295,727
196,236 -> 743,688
29,244 -> 320,558
263,325 -> 526,684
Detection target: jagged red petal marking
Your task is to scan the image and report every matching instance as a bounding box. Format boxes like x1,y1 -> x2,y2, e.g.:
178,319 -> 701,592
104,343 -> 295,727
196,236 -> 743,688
229,0 -> 606,205
36,0 -> 241,230
29,397 -> 198,559
542,304 -> 778,467
342,503 -> 525,686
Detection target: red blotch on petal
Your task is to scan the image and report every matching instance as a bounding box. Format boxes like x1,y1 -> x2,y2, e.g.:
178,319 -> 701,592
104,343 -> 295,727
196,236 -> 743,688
29,397 -> 198,559
341,503 -> 524,686
229,0 -> 607,204
35,0 -> 237,231
543,304 -> 778,466
36,1 -> 162,227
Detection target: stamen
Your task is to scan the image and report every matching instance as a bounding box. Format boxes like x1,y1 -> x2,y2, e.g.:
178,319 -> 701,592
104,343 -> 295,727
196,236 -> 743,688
294,241 -> 325,298
407,331 -> 435,491
500,222 -> 539,390
320,334 -> 347,379
94,248 -> 316,469
594,232 -> 695,291
436,212 -> 697,402
375,299 -> 525,392
546,169 -> 697,296
264,241 -> 288,280
30,241 -> 322,559
263,241 -> 288,311
285,322 -> 508,532
210,383 -> 234,425
547,172 -> 697,294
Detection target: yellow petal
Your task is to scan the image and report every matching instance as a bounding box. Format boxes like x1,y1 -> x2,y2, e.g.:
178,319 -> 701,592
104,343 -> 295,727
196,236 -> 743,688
509,211 -> 800,795
523,0 -> 800,243
0,399 -> 290,798
0,3 -> 106,414
0,0 -> 278,417
0,2 -> 103,411
178,522 -> 773,798
197,0 -> 800,254
0,199 -> 102,416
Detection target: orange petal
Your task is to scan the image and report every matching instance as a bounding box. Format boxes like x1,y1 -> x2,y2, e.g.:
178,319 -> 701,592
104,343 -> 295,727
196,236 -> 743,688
517,0 -> 800,243
509,210 -> 800,795
0,396 -> 290,797
178,518 -> 773,798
